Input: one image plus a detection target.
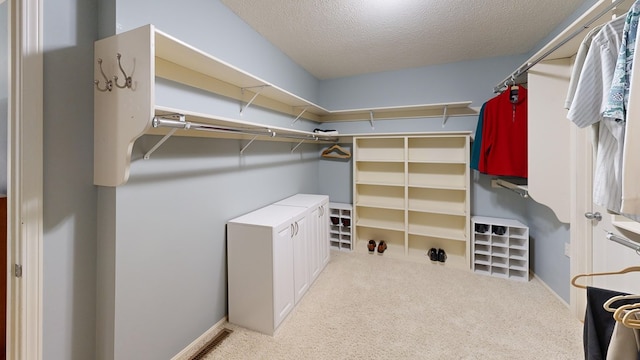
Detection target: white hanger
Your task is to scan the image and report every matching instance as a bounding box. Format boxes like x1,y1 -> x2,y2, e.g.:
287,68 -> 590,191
603,294 -> 640,312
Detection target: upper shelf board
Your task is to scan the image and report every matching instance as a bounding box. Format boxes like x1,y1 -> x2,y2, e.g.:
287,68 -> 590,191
152,25 -> 477,123
94,24 -> 477,187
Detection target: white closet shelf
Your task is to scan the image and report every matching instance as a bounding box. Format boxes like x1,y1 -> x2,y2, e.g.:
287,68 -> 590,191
495,0 -> 635,90
94,23 -> 477,186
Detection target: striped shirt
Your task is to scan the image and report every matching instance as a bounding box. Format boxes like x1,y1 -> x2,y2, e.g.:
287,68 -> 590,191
567,16 -> 625,212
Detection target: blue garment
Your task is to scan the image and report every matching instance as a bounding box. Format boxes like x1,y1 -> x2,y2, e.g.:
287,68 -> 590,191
603,0 -> 640,121
470,102 -> 487,171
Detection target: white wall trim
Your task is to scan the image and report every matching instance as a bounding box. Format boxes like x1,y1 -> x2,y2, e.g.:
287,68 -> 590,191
170,317 -> 228,360
569,124 -> 593,320
7,0 -> 43,359
532,272 -> 570,309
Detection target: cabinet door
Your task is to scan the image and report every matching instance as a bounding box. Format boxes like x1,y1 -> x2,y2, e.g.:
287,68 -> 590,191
273,223 -> 295,328
309,206 -> 321,283
319,201 -> 330,267
293,214 -> 309,304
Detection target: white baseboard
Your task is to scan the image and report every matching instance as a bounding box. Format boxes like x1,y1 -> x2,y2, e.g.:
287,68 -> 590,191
171,316 -> 228,360
532,271 -> 570,308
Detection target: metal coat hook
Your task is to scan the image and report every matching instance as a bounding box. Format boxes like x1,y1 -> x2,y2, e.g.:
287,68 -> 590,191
114,53 -> 132,89
94,58 -> 113,92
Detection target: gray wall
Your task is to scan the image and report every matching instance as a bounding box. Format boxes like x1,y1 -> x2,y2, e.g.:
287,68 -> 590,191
36,0 -> 596,358
43,0 -> 98,359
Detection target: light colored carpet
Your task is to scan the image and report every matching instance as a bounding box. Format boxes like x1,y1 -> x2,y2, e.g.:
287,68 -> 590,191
192,250 -> 583,359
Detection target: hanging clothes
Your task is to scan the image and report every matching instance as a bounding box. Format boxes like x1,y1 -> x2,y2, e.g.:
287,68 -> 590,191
565,23 -> 606,110
478,86 -> 528,178
470,102 -> 487,171
583,287 -> 634,360
567,14 -> 626,212
609,1 -> 640,215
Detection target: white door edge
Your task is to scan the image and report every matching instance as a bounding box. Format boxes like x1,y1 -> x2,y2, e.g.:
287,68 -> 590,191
7,0 -> 43,359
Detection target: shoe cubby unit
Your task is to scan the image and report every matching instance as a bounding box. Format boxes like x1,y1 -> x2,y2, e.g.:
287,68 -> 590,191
471,216 -> 530,281
353,134 -> 471,268
94,25 -> 477,186
329,202 -> 353,251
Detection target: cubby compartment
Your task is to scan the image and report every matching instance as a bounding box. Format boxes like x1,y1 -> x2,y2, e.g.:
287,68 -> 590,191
355,162 -> 405,186
356,227 -> 405,257
407,136 -> 466,163
408,212 -> 466,241
357,206 -> 404,232
471,216 -> 529,281
356,184 -> 405,210
355,137 -> 405,162
329,202 -> 353,251
407,234 -> 467,268
407,187 -> 466,215
408,163 -> 466,189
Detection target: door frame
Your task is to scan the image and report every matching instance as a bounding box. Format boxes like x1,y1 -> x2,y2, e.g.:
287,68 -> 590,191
7,0 -> 43,359
569,123 -> 594,318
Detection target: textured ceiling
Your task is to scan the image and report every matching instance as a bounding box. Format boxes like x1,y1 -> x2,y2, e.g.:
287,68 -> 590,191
220,0 -> 586,80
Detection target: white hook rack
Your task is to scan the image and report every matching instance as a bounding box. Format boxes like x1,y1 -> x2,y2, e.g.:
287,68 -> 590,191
114,53 -> 133,89
240,85 -> 269,116
94,58 -> 113,92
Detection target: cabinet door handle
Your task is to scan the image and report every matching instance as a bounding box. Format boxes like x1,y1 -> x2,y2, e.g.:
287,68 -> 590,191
295,221 -> 299,235
291,223 -> 295,237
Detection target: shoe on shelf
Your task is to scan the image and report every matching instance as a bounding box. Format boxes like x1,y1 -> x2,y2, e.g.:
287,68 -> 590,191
377,240 -> 387,254
428,248 -> 438,261
367,240 -> 376,252
438,249 -> 447,263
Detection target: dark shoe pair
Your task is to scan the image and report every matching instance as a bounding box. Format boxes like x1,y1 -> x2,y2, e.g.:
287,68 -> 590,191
368,240 -> 387,254
428,248 -> 447,262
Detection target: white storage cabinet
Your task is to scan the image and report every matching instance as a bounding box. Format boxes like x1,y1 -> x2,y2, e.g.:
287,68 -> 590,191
274,194 -> 330,283
227,205 -> 307,335
329,202 -> 353,251
471,216 -> 529,281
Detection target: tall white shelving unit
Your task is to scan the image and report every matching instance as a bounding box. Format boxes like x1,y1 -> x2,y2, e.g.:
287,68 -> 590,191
471,216 -> 529,281
353,134 -> 471,268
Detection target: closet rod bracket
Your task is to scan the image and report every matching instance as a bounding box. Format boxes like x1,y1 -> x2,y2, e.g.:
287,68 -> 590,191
606,231 -> 640,255
491,178 -> 529,198
145,114 -> 186,159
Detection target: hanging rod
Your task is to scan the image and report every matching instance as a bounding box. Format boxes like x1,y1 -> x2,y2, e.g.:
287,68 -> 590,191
493,0 -> 627,93
606,231 -> 640,255
152,116 -> 339,142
